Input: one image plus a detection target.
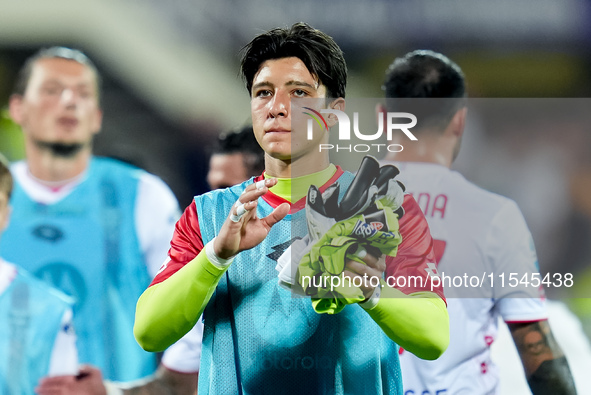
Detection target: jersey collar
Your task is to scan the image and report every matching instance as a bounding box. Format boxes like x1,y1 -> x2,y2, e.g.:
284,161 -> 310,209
257,166 -> 344,214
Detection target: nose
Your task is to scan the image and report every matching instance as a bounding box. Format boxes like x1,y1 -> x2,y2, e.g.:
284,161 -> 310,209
268,90 -> 289,118
60,88 -> 76,107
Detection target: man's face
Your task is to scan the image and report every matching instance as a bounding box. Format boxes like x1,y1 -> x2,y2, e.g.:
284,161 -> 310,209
10,57 -> 102,150
207,153 -> 249,190
250,57 -> 333,162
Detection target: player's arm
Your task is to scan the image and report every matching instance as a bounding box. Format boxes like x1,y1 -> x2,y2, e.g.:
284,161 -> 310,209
509,320 -> 576,395
133,198 -> 229,352
134,179 -> 289,352
116,323 -> 201,394
489,201 -> 576,394
37,365 -> 197,395
363,287 -> 448,361
347,196 -> 449,360
134,242 -> 227,352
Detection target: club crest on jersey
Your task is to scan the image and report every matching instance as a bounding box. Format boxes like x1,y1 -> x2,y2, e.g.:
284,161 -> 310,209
32,224 -> 64,243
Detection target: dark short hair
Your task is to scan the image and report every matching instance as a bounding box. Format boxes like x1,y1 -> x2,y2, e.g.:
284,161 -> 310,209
214,125 -> 265,176
383,50 -> 466,129
240,22 -> 347,99
12,46 -> 102,103
0,153 -> 13,200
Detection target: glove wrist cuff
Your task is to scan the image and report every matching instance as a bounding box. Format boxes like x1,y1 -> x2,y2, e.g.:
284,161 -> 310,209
205,238 -> 235,268
359,281 -> 383,310
104,381 -> 124,395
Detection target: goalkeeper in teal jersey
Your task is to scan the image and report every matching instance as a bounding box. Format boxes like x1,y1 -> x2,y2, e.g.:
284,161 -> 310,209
133,23 -> 449,395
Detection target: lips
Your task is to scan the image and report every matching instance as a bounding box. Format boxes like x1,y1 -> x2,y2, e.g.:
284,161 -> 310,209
57,117 -> 79,128
264,123 -> 291,134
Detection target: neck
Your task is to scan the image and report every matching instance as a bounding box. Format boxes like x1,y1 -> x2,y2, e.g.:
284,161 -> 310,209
25,141 -> 91,182
385,136 -> 453,168
265,164 -> 336,203
264,151 -> 330,178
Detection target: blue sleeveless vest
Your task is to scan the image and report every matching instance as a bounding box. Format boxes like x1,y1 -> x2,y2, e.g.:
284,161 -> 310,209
0,157 -> 155,381
0,266 -> 72,395
195,174 -> 402,395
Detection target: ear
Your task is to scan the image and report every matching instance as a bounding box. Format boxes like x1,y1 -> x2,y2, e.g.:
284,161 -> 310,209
326,98 -> 345,128
448,107 -> 467,138
8,95 -> 24,124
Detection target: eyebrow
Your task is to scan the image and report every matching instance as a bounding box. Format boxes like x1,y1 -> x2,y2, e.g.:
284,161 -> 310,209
40,79 -> 92,88
40,79 -> 62,86
251,80 -> 318,91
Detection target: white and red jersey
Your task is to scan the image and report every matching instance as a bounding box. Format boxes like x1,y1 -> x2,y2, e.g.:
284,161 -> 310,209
389,161 -> 546,395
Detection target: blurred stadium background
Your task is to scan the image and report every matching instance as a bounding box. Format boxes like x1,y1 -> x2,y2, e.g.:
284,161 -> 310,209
0,0 -> 590,386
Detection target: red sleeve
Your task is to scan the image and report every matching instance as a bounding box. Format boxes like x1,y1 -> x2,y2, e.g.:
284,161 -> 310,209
385,194 -> 445,301
149,200 -> 204,287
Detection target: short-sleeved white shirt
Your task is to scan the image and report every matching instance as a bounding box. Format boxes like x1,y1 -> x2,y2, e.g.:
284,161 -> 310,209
389,162 -> 546,395
161,320 -> 203,373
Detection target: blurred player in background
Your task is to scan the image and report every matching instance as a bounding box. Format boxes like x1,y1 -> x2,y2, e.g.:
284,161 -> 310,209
36,125 -> 264,394
133,23 -> 449,395
207,125 -> 265,190
0,153 -> 79,393
380,50 -> 576,394
0,47 -> 180,382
